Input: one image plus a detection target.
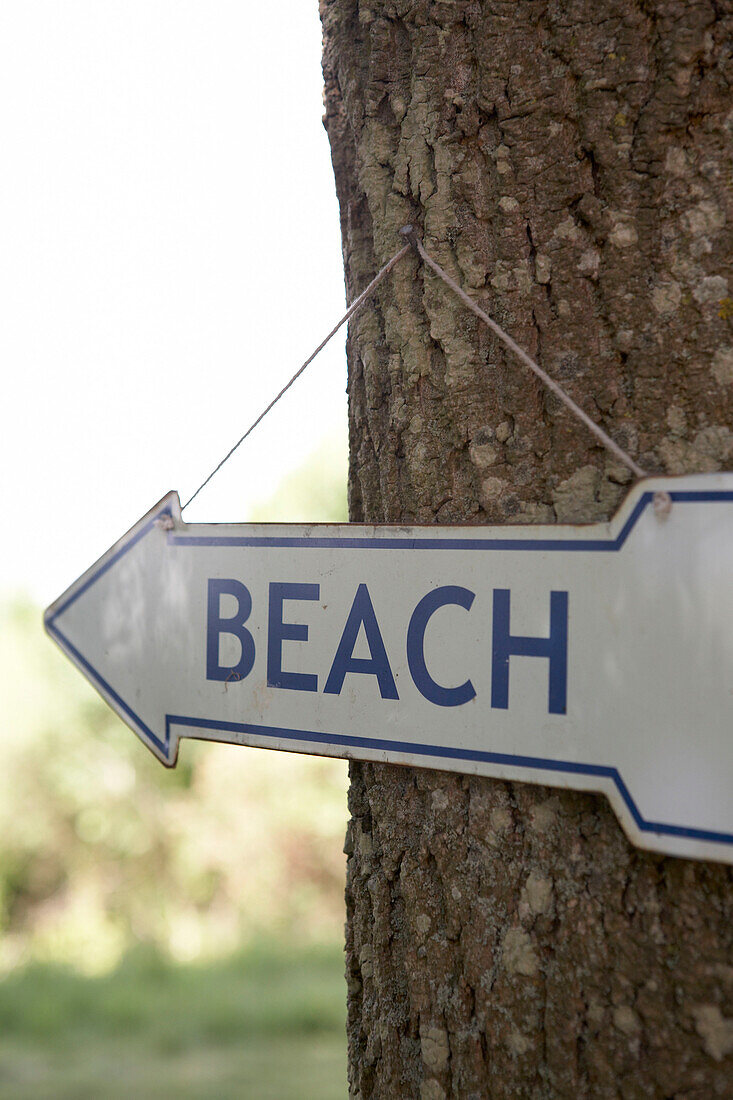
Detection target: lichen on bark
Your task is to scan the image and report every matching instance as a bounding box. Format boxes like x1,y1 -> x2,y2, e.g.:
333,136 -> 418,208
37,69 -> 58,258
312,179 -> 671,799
321,1 -> 733,1095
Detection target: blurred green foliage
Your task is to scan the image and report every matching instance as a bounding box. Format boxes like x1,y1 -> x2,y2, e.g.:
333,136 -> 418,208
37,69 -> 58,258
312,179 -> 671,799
0,941 -> 344,1041
0,942 -> 346,1099
0,437 -> 350,974
0,437 -> 350,1094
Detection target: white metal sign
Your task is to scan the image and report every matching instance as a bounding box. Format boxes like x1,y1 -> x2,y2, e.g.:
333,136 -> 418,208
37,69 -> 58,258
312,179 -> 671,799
45,474 -> 733,864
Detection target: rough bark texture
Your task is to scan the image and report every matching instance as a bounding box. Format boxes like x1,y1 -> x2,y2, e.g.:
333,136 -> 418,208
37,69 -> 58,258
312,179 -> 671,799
321,2 -> 733,1095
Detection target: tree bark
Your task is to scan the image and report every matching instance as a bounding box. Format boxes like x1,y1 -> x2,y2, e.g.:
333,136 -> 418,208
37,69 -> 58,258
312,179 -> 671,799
321,2 -> 733,1095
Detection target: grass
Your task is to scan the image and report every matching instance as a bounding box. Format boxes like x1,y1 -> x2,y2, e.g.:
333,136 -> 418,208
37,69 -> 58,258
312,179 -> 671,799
0,941 -> 346,1099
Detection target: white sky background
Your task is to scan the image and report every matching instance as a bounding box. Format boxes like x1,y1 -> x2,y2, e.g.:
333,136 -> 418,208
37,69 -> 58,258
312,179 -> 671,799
0,1 -> 346,606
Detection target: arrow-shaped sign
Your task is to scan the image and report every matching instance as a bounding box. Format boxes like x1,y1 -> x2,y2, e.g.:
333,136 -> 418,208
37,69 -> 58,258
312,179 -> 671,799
45,474 -> 733,864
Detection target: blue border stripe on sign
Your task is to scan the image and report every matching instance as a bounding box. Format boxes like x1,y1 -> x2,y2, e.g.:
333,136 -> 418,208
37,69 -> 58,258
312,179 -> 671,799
45,619 -> 169,756
167,492 -> 733,551
165,715 -> 733,846
50,509 -> 173,620
167,496 -> 649,553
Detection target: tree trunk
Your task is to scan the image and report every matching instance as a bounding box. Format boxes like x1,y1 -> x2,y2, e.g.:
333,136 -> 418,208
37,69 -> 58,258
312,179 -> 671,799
321,1 -> 733,1095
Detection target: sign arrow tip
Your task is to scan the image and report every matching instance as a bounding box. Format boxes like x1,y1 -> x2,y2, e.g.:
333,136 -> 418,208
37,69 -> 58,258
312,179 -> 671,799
44,491 -> 183,767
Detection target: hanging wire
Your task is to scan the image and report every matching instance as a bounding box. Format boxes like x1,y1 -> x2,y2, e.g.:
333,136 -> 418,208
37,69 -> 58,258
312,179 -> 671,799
183,225 -> 647,511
